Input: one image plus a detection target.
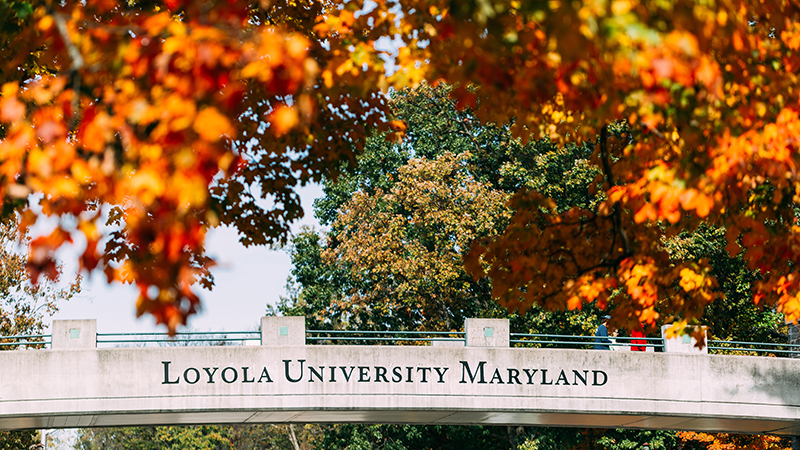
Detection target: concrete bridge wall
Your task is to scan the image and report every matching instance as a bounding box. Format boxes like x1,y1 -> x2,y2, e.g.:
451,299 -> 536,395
0,318 -> 798,434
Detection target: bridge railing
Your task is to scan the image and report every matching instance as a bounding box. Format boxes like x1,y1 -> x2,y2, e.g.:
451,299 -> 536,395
306,330 -> 466,345
0,334 -> 50,350
708,339 -> 800,357
96,331 -> 261,347
510,333 -> 665,351
1,317 -> 798,358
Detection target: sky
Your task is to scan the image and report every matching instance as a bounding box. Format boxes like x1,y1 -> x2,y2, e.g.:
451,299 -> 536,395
46,183 -> 324,334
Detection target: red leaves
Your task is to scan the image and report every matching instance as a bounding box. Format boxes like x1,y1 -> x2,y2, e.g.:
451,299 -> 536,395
27,228 -> 73,284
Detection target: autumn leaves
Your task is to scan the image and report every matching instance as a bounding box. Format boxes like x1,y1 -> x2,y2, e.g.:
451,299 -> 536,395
2,0 -> 800,334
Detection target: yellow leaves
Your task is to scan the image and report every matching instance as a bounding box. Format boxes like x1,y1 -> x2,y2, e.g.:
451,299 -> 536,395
47,178 -> 80,199
716,10 -> 728,27
778,292 -> 800,325
322,70 -> 334,88
664,31 -> 699,58
162,36 -> 185,55
193,106 -> 233,142
314,10 -> 356,36
70,159 -> 93,184
171,172 -> 208,213
679,268 -> 702,291
127,166 -> 166,206
268,105 -> 298,136
37,15 -> 53,32
239,61 -> 265,80
610,0 -> 632,16
5,0 -> 798,334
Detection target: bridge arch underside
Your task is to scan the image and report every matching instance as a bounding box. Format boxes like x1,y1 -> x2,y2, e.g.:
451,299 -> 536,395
2,346 -> 800,435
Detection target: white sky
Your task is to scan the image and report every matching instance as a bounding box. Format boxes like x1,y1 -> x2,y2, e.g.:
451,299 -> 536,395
46,183 -> 323,334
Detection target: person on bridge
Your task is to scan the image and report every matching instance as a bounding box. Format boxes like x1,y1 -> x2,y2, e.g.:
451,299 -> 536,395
594,315 -> 613,350
631,324 -> 646,351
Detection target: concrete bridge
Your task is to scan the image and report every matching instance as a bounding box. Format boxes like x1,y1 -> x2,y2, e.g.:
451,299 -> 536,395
1,317 -> 799,435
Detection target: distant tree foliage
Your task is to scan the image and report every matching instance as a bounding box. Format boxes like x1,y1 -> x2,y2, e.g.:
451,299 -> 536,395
76,424 -> 315,449
0,214 -> 80,449
277,83 -> 603,334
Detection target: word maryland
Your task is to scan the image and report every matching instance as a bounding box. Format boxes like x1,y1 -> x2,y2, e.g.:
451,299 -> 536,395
162,360 -> 608,386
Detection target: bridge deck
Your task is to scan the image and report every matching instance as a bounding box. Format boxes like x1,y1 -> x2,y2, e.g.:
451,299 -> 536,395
2,317 -> 799,434
2,343 -> 799,434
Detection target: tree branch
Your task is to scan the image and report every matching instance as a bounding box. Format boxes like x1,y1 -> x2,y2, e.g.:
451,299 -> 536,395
599,124 -> 632,259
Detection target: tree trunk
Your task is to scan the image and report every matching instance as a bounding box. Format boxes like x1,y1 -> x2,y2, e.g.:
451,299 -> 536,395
288,424 -> 301,450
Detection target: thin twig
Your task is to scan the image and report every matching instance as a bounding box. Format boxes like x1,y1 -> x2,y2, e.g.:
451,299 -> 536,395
52,12 -> 83,129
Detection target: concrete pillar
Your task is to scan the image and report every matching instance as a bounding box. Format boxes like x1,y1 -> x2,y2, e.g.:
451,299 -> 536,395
51,319 -> 96,349
661,325 -> 708,354
787,322 -> 799,358
465,318 -> 509,347
261,316 -> 305,346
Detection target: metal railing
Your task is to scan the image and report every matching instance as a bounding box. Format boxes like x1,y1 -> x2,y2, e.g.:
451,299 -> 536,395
96,331 -> 261,347
0,334 -> 50,349
708,340 -> 800,357
306,330 -> 465,345
511,333 -> 665,351
0,330 -> 798,357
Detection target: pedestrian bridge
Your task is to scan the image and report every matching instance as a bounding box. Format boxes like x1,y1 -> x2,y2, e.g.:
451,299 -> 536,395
1,317 -> 800,436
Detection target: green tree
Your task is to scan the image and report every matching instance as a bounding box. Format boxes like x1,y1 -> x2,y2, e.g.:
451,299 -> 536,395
274,84 -> 610,450
76,424 -> 315,449
518,428 -> 679,450
276,84 -> 792,450
316,424 -> 516,450
280,83 -> 602,334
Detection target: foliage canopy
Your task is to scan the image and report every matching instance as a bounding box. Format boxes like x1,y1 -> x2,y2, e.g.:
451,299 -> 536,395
2,0 -> 799,331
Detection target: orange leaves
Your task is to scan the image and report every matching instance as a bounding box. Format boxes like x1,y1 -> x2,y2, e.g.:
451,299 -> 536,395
612,171 -> 714,225
677,431 -> 792,450
679,189 -> 713,218
618,258 -> 658,310
80,107 -> 115,153
238,30 -> 314,96
143,12 -> 172,37
633,203 -> 657,224
3,0 -> 800,334
0,94 -> 25,123
268,105 -> 299,136
193,107 -> 234,142
781,22 -> 800,51
566,276 -> 613,312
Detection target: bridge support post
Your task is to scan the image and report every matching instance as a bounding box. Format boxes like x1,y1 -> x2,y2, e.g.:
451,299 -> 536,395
261,316 -> 305,346
464,318 -> 509,347
660,325 -> 708,354
51,319 -> 97,349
